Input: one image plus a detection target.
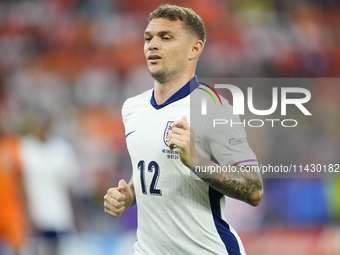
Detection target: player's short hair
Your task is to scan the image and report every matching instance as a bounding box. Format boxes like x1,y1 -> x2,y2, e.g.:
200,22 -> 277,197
149,4 -> 206,43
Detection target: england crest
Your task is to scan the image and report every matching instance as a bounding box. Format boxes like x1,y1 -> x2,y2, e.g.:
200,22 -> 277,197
163,121 -> 174,147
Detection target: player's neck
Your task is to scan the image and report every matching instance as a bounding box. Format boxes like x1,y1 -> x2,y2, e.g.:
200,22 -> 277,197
153,70 -> 195,105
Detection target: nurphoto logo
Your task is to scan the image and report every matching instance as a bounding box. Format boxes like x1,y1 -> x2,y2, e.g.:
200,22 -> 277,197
200,84 -> 312,128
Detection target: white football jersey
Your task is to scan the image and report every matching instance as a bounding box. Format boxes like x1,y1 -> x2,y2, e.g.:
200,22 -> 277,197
122,76 -> 257,255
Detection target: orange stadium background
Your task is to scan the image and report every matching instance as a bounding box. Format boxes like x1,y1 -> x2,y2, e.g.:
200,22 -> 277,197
0,0 -> 339,254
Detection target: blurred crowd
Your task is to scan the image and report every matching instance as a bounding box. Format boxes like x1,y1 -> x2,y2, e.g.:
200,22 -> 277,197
0,0 -> 339,254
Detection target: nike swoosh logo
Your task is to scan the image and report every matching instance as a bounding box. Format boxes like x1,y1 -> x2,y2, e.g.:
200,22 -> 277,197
126,130 -> 136,138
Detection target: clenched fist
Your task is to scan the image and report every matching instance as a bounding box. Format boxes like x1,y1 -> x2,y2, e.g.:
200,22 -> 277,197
104,179 -> 134,217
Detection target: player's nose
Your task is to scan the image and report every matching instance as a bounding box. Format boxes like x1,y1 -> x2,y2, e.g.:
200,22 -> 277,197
148,38 -> 160,51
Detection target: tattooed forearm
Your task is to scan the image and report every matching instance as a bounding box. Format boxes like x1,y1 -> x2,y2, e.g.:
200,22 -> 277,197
191,155 -> 263,206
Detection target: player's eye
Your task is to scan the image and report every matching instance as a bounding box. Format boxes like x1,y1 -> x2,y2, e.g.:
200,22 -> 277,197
145,37 -> 151,42
162,37 -> 171,41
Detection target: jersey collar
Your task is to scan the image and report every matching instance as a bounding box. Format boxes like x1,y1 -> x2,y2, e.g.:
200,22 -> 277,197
150,75 -> 200,110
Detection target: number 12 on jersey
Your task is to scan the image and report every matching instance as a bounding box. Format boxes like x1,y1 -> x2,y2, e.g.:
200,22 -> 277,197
138,160 -> 162,196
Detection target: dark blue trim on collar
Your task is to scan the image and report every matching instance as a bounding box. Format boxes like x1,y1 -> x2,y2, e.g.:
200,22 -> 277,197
150,75 -> 200,110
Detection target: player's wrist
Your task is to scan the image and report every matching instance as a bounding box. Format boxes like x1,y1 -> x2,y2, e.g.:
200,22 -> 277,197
189,150 -> 200,171
127,182 -> 136,207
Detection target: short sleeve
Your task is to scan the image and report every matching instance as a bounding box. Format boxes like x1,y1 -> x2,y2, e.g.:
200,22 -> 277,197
201,103 -> 258,167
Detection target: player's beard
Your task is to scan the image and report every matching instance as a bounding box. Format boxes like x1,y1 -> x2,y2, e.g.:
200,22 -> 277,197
149,62 -> 185,84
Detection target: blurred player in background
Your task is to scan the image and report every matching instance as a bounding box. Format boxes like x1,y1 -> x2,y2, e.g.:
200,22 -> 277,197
20,114 -> 80,255
0,121 -> 28,255
104,5 -> 263,254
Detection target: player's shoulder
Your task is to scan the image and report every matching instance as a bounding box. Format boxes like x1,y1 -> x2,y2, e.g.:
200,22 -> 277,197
123,89 -> 152,109
122,89 -> 153,121
191,83 -> 233,116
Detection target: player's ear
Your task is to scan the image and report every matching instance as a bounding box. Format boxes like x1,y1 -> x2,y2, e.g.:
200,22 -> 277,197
189,40 -> 204,60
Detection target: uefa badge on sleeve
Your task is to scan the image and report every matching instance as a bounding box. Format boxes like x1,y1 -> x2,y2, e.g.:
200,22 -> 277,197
228,137 -> 246,146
